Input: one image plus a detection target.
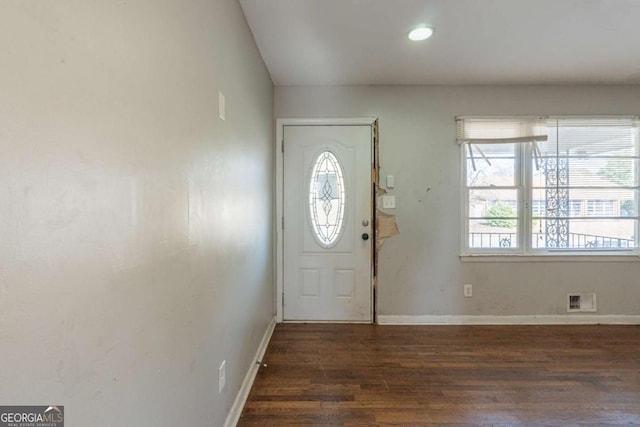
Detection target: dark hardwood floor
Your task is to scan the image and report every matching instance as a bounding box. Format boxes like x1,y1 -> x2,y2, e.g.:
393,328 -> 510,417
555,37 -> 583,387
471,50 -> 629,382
239,323 -> 640,426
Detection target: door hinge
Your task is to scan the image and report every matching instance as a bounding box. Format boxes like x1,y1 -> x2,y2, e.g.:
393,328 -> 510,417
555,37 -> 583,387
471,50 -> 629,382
281,139 -> 284,153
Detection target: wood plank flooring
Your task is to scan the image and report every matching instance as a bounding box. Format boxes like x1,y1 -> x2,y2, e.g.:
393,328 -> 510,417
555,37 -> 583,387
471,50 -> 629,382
239,324 -> 640,426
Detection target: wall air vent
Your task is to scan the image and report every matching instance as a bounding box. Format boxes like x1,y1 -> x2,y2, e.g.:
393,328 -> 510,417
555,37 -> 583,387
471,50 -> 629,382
567,293 -> 597,312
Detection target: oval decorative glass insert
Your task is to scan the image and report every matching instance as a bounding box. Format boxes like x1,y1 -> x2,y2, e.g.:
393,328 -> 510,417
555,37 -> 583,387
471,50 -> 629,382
309,150 -> 346,247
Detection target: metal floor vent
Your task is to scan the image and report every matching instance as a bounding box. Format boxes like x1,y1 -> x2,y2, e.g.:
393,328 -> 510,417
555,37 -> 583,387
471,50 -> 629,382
567,293 -> 597,312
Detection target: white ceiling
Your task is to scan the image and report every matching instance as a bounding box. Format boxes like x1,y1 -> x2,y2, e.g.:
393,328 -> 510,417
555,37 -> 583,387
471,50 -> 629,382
239,0 -> 640,86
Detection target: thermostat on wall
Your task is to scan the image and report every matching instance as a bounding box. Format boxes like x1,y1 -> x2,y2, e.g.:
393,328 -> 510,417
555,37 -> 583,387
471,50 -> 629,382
386,175 -> 394,189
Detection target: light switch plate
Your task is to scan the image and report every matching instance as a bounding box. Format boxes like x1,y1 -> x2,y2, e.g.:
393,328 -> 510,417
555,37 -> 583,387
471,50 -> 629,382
218,360 -> 226,393
218,91 -> 226,121
382,195 -> 396,209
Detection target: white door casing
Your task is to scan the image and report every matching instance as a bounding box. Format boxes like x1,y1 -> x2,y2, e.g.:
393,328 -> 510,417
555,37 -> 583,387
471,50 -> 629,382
281,123 -> 373,321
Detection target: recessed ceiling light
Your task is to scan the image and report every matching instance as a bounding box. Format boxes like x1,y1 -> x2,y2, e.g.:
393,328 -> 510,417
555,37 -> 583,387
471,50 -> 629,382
408,26 -> 434,41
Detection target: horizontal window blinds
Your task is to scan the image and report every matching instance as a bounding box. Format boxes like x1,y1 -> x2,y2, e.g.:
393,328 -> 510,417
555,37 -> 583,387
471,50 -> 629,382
456,117 -> 548,144
541,117 -> 639,191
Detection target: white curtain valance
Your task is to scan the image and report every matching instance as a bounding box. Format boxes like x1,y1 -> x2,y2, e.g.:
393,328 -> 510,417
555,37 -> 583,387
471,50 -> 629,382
456,116 -> 548,144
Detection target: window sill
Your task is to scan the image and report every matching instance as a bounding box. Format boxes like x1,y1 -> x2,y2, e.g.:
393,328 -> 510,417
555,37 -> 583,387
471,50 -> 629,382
460,253 -> 640,262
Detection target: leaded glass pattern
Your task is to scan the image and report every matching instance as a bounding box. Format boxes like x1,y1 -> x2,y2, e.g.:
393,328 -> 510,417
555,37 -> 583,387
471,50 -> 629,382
309,150 -> 346,247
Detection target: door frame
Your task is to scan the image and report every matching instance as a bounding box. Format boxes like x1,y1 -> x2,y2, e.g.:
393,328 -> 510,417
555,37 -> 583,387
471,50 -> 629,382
275,117 -> 378,323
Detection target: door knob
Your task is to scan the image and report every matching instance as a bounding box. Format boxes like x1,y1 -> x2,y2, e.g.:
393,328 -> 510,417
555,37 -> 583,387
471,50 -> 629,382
362,233 -> 370,241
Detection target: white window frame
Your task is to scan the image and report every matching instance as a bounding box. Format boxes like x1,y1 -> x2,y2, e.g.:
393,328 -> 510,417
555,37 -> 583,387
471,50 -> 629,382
461,116 -> 640,259
462,143 -> 525,255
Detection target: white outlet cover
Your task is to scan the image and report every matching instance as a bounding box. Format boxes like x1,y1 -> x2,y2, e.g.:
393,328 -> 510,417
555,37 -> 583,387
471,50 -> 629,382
464,284 -> 473,298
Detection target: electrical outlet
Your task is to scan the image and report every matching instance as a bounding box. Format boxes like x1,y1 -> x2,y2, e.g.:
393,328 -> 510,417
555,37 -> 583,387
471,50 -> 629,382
464,284 -> 473,298
218,360 -> 226,393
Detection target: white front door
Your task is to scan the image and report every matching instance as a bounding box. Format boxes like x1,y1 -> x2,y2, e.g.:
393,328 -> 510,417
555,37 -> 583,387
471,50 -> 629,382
283,125 -> 373,322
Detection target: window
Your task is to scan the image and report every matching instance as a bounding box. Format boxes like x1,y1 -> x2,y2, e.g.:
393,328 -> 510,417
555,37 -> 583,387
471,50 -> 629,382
467,142 -> 520,249
460,117 -> 639,254
309,150 -> 346,247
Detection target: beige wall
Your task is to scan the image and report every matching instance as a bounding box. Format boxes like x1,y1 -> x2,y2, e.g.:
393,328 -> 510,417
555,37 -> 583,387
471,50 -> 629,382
0,1 -> 274,425
276,85 -> 640,318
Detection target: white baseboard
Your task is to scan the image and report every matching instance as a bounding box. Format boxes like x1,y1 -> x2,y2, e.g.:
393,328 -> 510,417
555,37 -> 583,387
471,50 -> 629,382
377,314 -> 640,325
224,316 -> 276,427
